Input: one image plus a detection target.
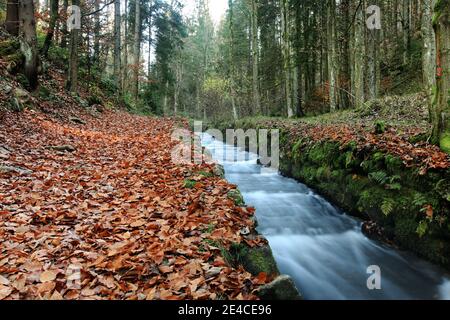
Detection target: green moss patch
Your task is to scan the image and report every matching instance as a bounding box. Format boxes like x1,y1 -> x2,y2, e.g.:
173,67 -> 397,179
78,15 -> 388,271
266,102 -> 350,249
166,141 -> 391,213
230,244 -> 280,277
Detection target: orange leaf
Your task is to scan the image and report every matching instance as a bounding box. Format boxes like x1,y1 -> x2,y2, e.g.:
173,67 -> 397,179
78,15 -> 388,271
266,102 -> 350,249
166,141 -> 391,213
40,270 -> 57,283
254,272 -> 267,285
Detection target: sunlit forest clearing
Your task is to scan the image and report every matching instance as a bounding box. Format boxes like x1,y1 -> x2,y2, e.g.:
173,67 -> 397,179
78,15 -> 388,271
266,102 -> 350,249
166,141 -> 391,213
0,0 -> 449,301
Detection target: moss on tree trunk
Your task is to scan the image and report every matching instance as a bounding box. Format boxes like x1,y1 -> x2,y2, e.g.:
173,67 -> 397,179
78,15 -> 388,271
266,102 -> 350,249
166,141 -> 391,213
432,0 -> 450,153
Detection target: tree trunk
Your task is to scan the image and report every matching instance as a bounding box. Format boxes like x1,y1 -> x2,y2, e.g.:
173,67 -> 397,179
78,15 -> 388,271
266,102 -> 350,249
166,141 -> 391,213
432,0 -> 450,153
164,80 -> 169,115
339,0 -> 351,109
367,2 -> 381,101
132,0 -> 141,101
147,0 -> 153,79
93,0 -> 101,64
67,0 -> 79,93
422,0 -> 436,118
229,0 -> 238,120
61,0 -> 69,48
294,4 -> 304,117
281,0 -> 293,118
6,0 -> 19,36
327,0 -> 338,111
250,0 -> 261,115
114,0 -> 122,90
196,84 -> 200,119
19,0 -> 39,90
353,0 -> 366,108
174,62 -> 182,115
122,0 -> 128,92
42,0 -> 59,58
402,0 -> 411,65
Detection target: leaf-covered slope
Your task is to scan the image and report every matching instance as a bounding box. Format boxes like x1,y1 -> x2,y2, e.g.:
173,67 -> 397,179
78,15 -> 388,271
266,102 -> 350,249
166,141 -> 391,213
0,109 -> 269,300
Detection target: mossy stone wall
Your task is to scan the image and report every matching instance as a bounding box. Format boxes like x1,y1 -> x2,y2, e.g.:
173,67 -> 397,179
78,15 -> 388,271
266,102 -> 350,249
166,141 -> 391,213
213,120 -> 450,270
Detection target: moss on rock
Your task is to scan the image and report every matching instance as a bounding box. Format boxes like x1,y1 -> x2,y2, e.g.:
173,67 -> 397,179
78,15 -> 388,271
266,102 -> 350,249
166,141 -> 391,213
0,40 -> 24,73
440,133 -> 450,154
232,244 -> 280,277
227,189 -> 245,206
257,275 -> 302,300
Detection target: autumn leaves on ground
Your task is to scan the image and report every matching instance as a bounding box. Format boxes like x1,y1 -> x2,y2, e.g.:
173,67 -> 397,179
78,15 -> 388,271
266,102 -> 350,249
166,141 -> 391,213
0,107 -> 270,300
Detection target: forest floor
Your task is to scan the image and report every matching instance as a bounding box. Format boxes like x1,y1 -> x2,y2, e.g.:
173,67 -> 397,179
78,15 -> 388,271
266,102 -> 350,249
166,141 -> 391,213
0,62 -> 270,300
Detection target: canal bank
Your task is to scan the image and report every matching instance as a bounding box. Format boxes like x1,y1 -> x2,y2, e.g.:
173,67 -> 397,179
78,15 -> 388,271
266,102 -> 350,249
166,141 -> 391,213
200,128 -> 450,299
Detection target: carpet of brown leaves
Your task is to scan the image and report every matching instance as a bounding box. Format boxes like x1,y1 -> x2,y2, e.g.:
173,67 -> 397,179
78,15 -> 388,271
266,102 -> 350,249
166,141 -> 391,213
0,109 -> 269,300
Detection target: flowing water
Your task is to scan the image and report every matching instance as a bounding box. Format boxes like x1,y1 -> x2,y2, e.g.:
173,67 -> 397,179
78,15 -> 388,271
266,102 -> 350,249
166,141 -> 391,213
200,133 -> 450,300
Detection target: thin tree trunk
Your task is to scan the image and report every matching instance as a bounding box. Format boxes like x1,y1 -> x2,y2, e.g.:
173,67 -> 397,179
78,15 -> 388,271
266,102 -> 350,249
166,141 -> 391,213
164,80 -> 169,114
174,62 -> 181,115
196,85 -> 200,119
327,0 -> 338,111
19,0 -> 39,90
229,0 -> 238,120
6,0 -> 19,36
422,0 -> 436,117
61,0 -> 69,48
294,3 -> 304,117
281,0 -> 293,118
93,0 -> 101,64
114,0 -> 122,90
132,0 -> 141,101
122,0 -> 128,92
339,0 -> 351,109
367,1 -> 381,101
67,0 -> 79,93
353,0 -> 365,108
147,0 -> 153,79
42,0 -> 59,58
250,0 -> 260,115
402,0 -> 411,65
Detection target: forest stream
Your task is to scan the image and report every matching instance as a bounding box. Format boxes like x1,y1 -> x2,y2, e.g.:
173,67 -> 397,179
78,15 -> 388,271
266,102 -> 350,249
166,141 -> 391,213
201,133 -> 450,300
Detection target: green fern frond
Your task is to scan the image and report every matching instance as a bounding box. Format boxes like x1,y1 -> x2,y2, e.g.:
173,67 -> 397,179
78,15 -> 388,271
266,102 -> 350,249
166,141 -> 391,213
369,171 -> 388,185
416,220 -> 429,238
389,175 -> 401,183
412,193 -> 428,208
386,183 -> 402,190
381,198 -> 395,216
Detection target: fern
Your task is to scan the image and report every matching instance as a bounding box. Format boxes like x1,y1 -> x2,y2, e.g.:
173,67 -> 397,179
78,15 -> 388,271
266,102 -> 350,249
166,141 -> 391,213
381,198 -> 395,216
292,139 -> 304,160
386,183 -> 402,190
345,152 -> 354,168
369,171 -> 388,185
389,175 -> 401,183
416,220 -> 429,238
412,193 -> 428,208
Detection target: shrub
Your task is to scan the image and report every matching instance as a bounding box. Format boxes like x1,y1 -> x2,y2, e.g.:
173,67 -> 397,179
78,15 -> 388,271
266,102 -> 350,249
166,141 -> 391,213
47,46 -> 69,69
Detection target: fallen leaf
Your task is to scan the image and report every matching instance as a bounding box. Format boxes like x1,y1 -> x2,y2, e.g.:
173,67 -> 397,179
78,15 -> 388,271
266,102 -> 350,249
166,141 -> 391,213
131,220 -> 146,228
0,285 -> 12,300
40,270 -> 57,283
254,272 -> 267,285
159,265 -> 173,274
50,290 -> 64,300
0,275 -> 9,286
